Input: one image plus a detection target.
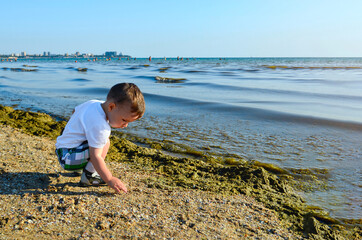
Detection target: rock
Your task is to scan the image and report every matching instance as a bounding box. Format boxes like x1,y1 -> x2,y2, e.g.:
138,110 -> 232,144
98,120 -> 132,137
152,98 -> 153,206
9,68 -> 38,72
304,215 -> 320,235
22,65 -> 38,68
155,76 -> 186,83
0,217 -> 9,227
96,220 -> 111,230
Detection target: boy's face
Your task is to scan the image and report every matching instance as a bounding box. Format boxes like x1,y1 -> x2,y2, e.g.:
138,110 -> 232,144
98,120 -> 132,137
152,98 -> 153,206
107,102 -> 139,129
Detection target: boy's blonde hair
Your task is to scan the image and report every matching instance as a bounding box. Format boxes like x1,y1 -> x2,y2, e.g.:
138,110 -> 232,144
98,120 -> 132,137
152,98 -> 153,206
107,83 -> 145,118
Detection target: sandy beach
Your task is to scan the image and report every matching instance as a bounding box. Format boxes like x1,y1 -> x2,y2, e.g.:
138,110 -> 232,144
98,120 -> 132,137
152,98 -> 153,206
0,105 -> 360,239
0,125 -> 302,239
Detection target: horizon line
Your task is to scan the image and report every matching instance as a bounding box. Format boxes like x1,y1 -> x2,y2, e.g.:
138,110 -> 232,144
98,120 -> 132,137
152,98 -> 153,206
1,55 -> 362,59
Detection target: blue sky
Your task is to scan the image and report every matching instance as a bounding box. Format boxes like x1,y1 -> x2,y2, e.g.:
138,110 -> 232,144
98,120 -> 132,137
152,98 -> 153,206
1,0 -> 362,57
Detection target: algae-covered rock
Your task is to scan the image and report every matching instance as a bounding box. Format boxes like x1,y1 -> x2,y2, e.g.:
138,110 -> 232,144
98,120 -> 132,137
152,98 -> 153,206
158,67 -> 171,72
304,215 -> 322,236
303,213 -> 346,240
155,76 -> 186,83
9,68 -> 38,72
22,65 -> 38,68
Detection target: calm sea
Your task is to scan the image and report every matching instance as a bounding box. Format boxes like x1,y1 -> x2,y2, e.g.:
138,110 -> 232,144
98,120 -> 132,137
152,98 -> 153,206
1,57 -> 361,220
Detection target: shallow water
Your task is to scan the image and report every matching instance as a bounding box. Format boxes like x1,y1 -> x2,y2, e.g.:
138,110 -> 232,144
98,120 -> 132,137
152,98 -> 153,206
1,57 -> 361,219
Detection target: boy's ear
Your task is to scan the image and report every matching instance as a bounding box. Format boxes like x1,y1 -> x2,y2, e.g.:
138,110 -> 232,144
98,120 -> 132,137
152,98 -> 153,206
108,102 -> 116,111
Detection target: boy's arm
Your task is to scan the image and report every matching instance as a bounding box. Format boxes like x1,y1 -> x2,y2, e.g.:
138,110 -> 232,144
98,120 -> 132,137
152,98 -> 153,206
89,147 -> 128,193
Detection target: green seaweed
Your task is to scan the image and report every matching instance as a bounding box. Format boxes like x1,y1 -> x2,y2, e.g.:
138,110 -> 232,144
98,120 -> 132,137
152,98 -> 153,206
0,105 -> 66,138
253,161 -> 288,174
286,167 -> 331,192
223,157 -> 244,166
0,105 -> 360,240
290,168 -> 328,175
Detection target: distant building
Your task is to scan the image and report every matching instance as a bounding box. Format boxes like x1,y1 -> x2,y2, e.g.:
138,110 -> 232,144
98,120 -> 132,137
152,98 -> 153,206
21,52 -> 26,57
48,52 -> 50,56
43,52 -> 47,56
105,51 -> 117,57
75,52 -> 80,57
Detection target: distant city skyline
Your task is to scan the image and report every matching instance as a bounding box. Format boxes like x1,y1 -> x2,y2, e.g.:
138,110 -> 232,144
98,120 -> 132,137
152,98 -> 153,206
1,1 -> 362,57
0,51 -> 128,58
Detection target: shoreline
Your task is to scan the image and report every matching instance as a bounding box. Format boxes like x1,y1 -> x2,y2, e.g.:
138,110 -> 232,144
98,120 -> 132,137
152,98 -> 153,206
0,105 -> 360,239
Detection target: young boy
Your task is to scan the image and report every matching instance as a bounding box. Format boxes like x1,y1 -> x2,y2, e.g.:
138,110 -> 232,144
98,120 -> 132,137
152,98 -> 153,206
55,83 -> 145,193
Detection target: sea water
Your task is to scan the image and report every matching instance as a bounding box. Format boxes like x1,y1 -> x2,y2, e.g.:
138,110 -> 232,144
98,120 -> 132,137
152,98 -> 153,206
0,57 -> 361,220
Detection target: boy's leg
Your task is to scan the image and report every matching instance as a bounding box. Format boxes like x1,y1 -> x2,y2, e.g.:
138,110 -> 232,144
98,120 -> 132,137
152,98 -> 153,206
85,139 -> 110,172
81,139 -> 110,186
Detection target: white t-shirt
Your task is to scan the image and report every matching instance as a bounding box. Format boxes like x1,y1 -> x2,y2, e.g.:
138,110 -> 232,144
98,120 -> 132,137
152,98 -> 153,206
55,100 -> 111,149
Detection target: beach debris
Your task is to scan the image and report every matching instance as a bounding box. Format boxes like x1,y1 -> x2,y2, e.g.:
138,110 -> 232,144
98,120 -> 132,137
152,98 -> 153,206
155,76 -> 186,83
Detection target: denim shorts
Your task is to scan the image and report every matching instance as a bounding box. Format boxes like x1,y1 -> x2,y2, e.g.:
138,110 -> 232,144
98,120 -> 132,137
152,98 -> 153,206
55,141 -> 89,170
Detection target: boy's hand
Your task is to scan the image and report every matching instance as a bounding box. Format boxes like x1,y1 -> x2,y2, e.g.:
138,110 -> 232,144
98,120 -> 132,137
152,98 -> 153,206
107,177 -> 128,193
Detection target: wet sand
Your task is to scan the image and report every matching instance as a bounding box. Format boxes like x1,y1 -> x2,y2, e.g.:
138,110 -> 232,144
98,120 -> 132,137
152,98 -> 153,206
0,105 -> 360,239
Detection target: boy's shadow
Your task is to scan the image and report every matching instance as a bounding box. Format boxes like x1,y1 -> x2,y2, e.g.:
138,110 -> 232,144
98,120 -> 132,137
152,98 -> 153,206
0,171 -> 52,194
0,171 -> 106,196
